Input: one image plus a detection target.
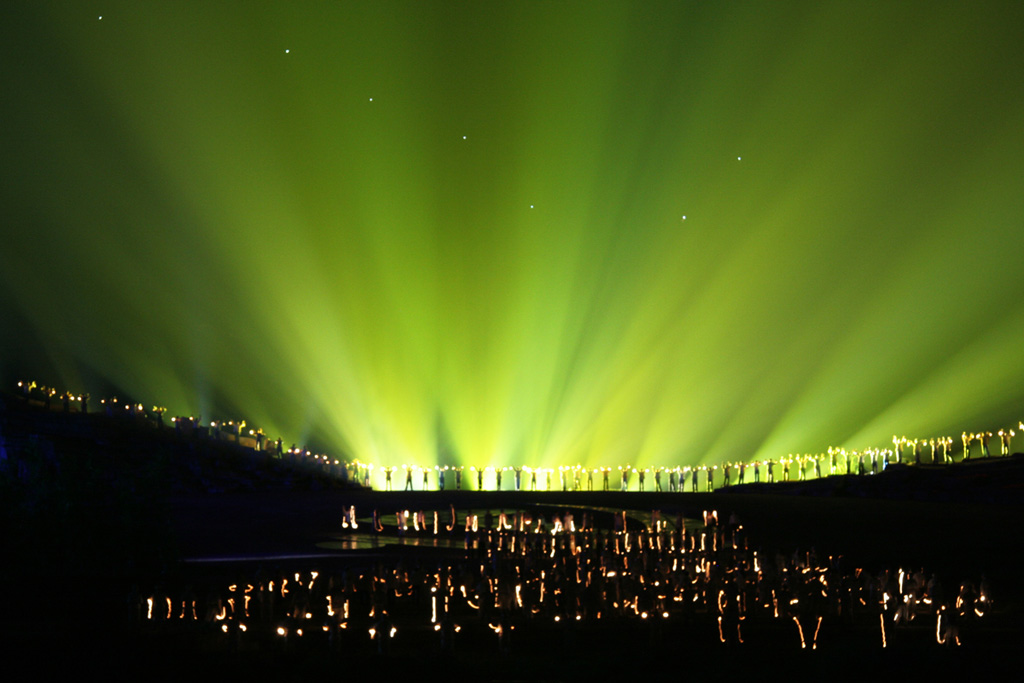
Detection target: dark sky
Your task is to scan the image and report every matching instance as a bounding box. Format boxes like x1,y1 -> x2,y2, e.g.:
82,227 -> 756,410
3,1 -> 1024,469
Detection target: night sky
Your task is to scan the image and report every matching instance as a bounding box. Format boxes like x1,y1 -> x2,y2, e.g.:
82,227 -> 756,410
3,1 -> 1024,470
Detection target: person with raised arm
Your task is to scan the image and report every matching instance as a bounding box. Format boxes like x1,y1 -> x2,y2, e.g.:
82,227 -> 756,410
978,431 -> 993,458
706,465 -> 717,492
998,429 -> 1015,456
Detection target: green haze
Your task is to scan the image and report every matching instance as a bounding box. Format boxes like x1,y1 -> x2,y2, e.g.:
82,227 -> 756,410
3,1 -> 1024,470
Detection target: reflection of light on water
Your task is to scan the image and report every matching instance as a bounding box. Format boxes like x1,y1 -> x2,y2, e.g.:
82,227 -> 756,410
147,509 -> 994,655
319,533 -> 467,551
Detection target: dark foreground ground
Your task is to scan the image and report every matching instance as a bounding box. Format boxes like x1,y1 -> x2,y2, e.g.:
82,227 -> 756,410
2,395 -> 1021,679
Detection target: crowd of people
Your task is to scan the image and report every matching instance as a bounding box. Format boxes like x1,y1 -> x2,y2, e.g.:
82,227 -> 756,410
139,507 -> 992,654
7,381 -> 1000,657
13,381 -> 1023,493
350,427 -> 1023,492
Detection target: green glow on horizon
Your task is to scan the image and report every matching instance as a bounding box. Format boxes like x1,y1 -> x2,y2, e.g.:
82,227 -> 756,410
3,2 -> 1024,471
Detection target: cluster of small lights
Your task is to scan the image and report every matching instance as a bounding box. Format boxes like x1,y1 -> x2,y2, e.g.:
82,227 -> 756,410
14,381 -> 1024,493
